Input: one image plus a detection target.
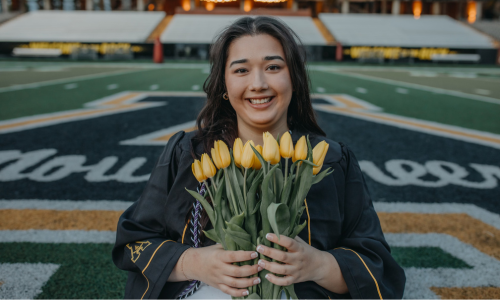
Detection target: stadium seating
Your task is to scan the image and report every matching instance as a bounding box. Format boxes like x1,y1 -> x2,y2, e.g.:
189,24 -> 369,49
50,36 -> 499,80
0,11 -> 165,42
470,21 -> 500,43
318,14 -> 495,48
160,14 -> 327,45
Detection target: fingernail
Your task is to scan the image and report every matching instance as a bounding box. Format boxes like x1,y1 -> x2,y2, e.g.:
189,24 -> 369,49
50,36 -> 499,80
265,274 -> 270,280
256,245 -> 263,253
266,233 -> 273,241
253,278 -> 261,285
243,290 -> 249,296
258,266 -> 263,272
251,252 -> 258,259
258,260 -> 265,267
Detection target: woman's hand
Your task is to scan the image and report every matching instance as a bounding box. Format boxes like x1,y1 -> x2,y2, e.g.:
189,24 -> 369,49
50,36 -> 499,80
182,244 -> 263,297
256,233 -> 348,294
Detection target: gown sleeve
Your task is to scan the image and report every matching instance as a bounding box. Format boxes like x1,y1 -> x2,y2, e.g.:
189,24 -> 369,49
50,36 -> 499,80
112,131 -> 192,299
327,145 -> 406,299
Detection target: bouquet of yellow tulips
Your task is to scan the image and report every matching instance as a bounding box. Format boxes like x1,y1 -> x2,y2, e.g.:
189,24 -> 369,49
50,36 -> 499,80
186,132 -> 332,299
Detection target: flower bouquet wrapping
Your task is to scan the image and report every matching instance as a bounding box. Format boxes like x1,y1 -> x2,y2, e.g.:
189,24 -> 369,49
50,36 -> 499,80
186,132 -> 332,299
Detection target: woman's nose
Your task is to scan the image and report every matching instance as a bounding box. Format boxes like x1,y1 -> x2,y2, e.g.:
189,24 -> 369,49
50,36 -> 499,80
249,70 -> 269,91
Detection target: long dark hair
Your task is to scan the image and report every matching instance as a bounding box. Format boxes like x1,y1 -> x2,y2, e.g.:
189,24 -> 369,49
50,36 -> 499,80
191,16 -> 325,157
187,16 -> 325,243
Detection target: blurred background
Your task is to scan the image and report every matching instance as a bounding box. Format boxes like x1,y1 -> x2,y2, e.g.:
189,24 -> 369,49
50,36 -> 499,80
0,0 -> 499,299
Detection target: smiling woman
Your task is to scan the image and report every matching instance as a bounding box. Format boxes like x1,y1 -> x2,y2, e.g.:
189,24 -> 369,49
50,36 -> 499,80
112,16 -> 406,300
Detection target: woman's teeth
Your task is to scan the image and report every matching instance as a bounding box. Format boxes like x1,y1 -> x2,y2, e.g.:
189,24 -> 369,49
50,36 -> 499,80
249,97 -> 271,104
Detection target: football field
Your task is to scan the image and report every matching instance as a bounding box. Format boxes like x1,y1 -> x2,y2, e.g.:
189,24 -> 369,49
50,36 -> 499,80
0,61 -> 499,299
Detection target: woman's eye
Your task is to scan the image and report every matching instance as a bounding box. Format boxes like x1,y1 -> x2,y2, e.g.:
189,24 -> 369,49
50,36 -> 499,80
235,68 -> 247,74
267,65 -> 281,71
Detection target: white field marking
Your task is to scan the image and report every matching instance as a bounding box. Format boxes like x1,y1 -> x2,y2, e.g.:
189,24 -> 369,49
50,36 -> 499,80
191,85 -> 200,91
64,83 -> 78,90
374,202 -> 500,230
385,233 -> 500,299
475,88 -> 491,95
0,230 -> 116,243
356,87 -> 367,94
396,87 -> 409,94
449,72 -> 478,78
0,263 -> 60,299
107,84 -> 118,90
120,120 -> 196,146
0,66 -> 28,72
0,92 -> 165,134
316,68 -> 500,105
316,87 -> 326,93
0,68 -> 152,93
34,66 -> 67,72
150,84 -> 159,90
312,94 -> 500,149
0,199 -> 132,211
202,68 -> 210,74
409,71 -> 438,77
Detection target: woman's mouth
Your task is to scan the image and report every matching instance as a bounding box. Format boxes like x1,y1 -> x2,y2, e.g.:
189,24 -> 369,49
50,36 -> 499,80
247,96 -> 274,107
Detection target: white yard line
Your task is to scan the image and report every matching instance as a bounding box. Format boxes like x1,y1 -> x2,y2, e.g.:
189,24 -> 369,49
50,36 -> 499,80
316,68 -> 500,105
0,230 -> 116,243
0,199 -> 132,211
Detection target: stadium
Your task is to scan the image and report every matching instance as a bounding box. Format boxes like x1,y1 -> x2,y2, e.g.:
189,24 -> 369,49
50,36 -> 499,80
0,0 -> 499,299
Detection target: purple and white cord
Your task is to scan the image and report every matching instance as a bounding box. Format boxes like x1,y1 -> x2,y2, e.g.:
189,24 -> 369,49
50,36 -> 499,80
177,183 -> 205,299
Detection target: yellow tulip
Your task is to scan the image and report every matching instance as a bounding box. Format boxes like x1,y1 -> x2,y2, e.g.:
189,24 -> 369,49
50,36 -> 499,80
213,140 -> 231,169
233,138 -> 243,168
252,145 -> 263,170
191,159 -> 207,182
294,136 -> 307,162
312,141 -> 329,175
201,153 -> 217,178
280,131 -> 294,159
241,140 -> 255,169
263,132 -> 280,164
211,148 -> 222,169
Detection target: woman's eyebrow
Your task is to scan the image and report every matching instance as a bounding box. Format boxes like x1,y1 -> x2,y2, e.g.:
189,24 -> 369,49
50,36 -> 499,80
230,59 -> 248,67
263,55 -> 284,61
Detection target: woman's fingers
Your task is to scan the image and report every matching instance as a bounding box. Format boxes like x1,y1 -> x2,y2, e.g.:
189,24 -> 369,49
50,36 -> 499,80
220,250 -> 259,263
223,275 -> 261,289
263,273 -> 295,287
256,244 -> 291,263
218,284 -> 250,298
225,262 -> 261,277
258,259 -> 293,276
265,233 -> 300,252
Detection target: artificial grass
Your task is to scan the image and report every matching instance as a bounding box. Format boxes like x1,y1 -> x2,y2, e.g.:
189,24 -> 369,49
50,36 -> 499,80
0,243 -> 471,299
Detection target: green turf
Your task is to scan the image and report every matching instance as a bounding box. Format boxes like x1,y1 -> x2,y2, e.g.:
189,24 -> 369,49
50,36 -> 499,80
391,246 -> 472,269
310,70 -> 500,135
0,243 -> 471,299
0,243 -> 127,299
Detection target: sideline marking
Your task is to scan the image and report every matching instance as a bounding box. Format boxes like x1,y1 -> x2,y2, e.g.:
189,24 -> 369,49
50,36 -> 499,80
315,68 -> 500,105
313,94 -> 500,149
120,120 -> 197,146
0,230 -> 115,243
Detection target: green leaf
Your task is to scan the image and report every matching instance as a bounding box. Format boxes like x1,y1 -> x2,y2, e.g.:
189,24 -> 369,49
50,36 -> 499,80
213,179 -> 227,248
229,212 -> 245,227
203,229 -> 221,244
245,174 -> 262,245
267,203 -> 290,241
273,284 -> 282,299
246,168 -> 256,186
284,285 -> 298,300
260,164 -> 279,247
185,188 -> 214,226
290,219 -> 307,239
225,233 -> 237,251
311,167 -> 334,185
259,269 -> 274,300
226,228 -> 254,250
224,172 -> 237,215
281,173 -> 295,207
275,166 -> 284,203
230,160 -> 245,213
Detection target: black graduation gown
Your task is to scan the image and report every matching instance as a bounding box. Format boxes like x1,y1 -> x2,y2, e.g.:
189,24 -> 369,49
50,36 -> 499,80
112,129 -> 406,299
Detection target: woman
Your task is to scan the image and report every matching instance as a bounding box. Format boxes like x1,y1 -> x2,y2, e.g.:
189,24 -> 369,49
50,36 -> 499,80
112,16 -> 405,299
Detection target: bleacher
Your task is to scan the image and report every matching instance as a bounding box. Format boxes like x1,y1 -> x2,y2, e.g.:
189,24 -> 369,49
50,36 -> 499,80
160,15 -> 326,45
470,21 -> 500,43
318,14 -> 495,49
0,11 -> 165,42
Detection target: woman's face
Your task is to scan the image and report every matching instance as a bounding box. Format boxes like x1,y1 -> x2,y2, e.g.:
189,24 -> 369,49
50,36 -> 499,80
224,34 -> 293,130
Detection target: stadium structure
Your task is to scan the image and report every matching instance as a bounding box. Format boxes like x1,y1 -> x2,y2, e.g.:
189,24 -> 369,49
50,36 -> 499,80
0,0 -> 499,63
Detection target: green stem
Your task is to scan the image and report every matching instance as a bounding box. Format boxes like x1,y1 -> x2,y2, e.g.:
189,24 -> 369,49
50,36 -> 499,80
284,158 -> 288,185
243,168 -> 247,206
210,177 -> 217,192
225,170 -> 239,215
203,180 -> 214,203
